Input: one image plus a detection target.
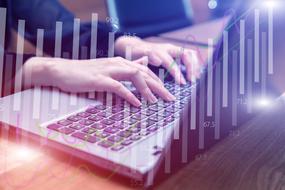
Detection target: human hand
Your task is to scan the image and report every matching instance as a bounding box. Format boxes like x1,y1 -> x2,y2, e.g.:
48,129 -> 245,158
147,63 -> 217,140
23,56 -> 175,107
115,36 -> 201,84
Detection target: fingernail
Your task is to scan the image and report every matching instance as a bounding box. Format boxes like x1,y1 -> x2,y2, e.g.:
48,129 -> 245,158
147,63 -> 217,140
168,93 -> 176,101
134,98 -> 142,107
150,94 -> 158,103
181,76 -> 187,85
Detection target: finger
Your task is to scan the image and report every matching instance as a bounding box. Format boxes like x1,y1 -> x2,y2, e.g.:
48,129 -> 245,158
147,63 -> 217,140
145,77 -> 176,101
102,77 -> 141,107
182,50 -> 201,81
156,51 -> 186,84
128,58 -> 164,85
109,65 -> 158,103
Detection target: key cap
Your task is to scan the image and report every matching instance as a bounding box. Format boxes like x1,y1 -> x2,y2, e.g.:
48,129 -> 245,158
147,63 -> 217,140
104,127 -> 119,134
57,120 -> 73,126
121,139 -> 133,146
47,124 -> 62,131
88,115 -> 104,122
71,132 -> 99,143
79,119 -> 94,126
108,135 -> 124,143
95,105 -> 107,110
69,123 -> 85,130
77,112 -> 91,118
93,131 -> 110,138
147,126 -> 158,132
130,135 -> 142,141
98,140 -> 114,148
86,107 -> 100,114
111,145 -> 124,151
82,127 -> 97,134
58,127 -> 75,135
67,115 -> 82,122
117,130 -> 132,138
101,119 -> 115,125
91,123 -> 107,130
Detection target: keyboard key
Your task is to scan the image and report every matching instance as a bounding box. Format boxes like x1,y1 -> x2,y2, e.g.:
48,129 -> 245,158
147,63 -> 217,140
58,127 -> 75,135
139,131 -> 150,136
57,120 -> 73,126
95,105 -> 107,110
94,131 -> 110,138
127,127 -> 141,133
124,118 -> 137,125
77,112 -> 91,118
144,110 -> 156,116
104,127 -> 119,134
130,135 -> 142,141
47,124 -> 62,131
111,145 -> 124,151
129,107 -> 141,114
97,112 -> 109,118
117,130 -> 132,138
109,113 -> 125,121
111,106 -> 124,113
72,132 -> 99,143
112,122 -> 128,130
67,115 -> 82,122
79,119 -> 94,126
82,127 -> 97,134
121,139 -> 133,146
101,119 -> 115,125
131,114 -> 147,121
148,115 -> 159,122
108,135 -> 124,143
69,123 -> 85,130
86,107 -> 100,114
158,111 -> 172,118
98,140 -> 114,148
88,115 -> 104,122
91,123 -> 107,130
147,126 -> 158,132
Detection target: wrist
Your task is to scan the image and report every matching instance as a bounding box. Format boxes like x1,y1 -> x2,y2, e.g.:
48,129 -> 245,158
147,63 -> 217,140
23,57 -> 58,88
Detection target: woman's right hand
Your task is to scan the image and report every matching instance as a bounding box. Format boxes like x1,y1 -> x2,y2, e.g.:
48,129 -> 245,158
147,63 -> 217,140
23,56 -> 176,107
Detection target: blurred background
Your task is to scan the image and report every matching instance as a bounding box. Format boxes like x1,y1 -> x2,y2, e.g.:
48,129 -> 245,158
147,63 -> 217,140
8,0 -> 232,54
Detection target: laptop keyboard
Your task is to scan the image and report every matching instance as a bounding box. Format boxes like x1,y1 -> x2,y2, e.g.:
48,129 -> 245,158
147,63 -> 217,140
45,82 -> 194,152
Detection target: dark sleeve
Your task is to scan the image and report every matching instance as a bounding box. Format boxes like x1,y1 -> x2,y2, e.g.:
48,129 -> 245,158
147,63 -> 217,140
9,0 -> 119,58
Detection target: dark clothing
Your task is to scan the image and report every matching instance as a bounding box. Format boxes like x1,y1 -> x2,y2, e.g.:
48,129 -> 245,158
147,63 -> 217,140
1,0 -> 117,57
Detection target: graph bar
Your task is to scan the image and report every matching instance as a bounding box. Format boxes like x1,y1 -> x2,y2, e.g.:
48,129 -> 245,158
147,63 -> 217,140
70,18 -> 80,106
261,32 -> 267,97
90,13 -> 98,59
247,39 -> 253,113
13,20 -> 25,111
214,61 -> 221,140
222,31 -> 228,107
88,14 -> 98,99
36,29 -> 44,57
190,85 -> 197,130
207,39 -> 214,117
254,9 -> 260,83
108,32 -> 115,57
199,77 -> 205,149
239,20 -> 245,94
52,21 -> 62,110
268,7 -> 274,74
232,50 -> 238,126
0,8 -> 6,97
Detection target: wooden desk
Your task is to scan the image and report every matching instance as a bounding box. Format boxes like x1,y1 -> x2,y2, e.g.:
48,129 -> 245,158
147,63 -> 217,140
0,97 -> 285,190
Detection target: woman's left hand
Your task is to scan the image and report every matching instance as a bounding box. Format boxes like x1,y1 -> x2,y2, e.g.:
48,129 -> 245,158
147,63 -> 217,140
115,36 -> 201,84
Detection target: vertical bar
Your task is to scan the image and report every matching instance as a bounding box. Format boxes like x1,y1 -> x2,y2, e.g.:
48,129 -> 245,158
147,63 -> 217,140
190,50 -> 198,130
254,9 -> 260,83
90,13 -> 98,59
0,8 -> 7,97
52,22 -> 62,110
268,7 -> 274,74
199,76 -> 205,149
70,18 -> 80,106
247,39 -> 253,113
13,20 -> 25,111
232,50 -> 238,127
261,32 -> 267,97
88,14 -> 98,99
33,29 -> 44,119
207,39 -> 213,116
239,20 -> 245,94
214,61 -> 221,140
108,32 -> 115,57
222,31 -> 229,107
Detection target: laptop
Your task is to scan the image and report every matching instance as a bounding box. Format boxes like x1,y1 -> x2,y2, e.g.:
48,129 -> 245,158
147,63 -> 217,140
0,3 -> 276,185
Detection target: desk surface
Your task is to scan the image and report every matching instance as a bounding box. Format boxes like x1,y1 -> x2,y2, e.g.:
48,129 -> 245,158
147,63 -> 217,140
0,97 -> 285,190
